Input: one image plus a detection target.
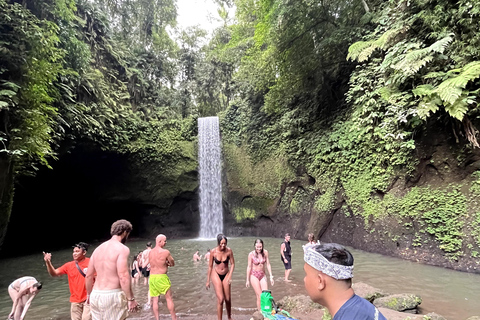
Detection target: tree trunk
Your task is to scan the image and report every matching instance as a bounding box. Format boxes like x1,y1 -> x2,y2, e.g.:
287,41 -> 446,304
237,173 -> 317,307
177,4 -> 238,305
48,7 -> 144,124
361,0 -> 370,13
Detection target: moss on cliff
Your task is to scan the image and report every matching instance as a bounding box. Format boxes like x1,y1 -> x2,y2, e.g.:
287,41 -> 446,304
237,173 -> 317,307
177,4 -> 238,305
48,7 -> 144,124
223,142 -> 295,198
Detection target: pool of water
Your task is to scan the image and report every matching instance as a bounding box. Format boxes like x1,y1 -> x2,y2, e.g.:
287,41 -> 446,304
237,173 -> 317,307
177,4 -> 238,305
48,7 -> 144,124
0,237 -> 479,319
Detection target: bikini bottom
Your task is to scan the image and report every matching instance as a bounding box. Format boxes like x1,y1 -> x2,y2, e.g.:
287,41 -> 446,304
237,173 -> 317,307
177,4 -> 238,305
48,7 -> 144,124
251,270 -> 265,281
217,272 -> 226,282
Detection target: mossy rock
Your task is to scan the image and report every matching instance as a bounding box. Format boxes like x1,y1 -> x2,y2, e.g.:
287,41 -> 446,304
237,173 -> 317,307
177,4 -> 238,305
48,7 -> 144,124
373,293 -> 422,312
276,294 -> 323,313
352,282 -> 388,302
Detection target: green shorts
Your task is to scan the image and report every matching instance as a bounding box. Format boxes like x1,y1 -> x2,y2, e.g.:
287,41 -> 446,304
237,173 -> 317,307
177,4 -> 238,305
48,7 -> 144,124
149,274 -> 171,297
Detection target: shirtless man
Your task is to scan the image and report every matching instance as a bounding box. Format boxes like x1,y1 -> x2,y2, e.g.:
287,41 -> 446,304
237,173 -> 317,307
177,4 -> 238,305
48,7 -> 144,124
85,220 -> 139,320
141,242 -> 152,285
144,234 -> 177,320
193,250 -> 202,262
141,242 -> 153,309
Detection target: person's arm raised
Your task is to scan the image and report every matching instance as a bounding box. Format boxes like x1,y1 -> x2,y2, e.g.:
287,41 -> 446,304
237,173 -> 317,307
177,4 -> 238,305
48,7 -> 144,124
43,252 -> 63,277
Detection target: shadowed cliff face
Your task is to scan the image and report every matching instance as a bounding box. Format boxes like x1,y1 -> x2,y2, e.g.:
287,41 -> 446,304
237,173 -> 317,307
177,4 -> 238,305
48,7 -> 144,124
1,145 -> 199,257
221,129 -> 480,274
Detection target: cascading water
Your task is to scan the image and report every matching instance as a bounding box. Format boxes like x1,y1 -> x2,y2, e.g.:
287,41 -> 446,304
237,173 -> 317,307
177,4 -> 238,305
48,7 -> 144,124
198,116 -> 223,238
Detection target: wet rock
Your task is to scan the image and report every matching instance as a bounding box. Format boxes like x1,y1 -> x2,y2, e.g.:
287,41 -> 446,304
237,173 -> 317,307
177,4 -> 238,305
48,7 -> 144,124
378,308 -> 446,320
374,293 -> 422,312
252,310 -> 264,320
276,294 -> 323,314
352,282 -> 389,302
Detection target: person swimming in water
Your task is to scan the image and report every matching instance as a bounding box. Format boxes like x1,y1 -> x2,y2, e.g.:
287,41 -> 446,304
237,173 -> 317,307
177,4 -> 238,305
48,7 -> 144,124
246,238 -> 274,310
206,234 -> 235,320
8,276 -> 42,320
193,250 -> 202,262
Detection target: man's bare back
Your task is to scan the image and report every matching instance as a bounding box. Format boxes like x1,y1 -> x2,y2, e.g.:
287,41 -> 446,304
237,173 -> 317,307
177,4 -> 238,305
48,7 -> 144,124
89,239 -> 130,290
148,246 -> 174,275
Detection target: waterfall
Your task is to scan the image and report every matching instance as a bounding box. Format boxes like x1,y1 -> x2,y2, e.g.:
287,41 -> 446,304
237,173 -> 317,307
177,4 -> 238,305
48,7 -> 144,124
198,116 -> 223,238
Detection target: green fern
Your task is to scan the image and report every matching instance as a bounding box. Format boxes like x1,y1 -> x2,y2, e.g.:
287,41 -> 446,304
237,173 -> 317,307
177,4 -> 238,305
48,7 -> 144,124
393,34 -> 454,76
444,96 -> 469,120
347,28 -> 403,62
417,97 -> 442,119
414,61 -> 480,120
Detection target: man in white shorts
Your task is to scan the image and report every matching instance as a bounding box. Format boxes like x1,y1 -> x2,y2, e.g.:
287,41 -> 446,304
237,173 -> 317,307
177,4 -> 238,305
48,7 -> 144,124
86,219 -> 139,320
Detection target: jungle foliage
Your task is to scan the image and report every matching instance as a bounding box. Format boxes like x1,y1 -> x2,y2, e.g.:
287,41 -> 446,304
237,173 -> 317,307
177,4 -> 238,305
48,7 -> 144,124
216,0 -> 480,259
2,0 -> 480,259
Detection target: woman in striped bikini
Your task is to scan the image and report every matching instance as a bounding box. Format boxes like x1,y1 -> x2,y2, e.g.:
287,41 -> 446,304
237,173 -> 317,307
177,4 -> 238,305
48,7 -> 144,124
246,239 -> 274,311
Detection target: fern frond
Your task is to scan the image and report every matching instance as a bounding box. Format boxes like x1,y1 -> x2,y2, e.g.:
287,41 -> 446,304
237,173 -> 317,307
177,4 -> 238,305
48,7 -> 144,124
437,79 -> 463,104
444,97 -> 468,121
459,61 -> 480,84
391,35 -> 454,77
376,28 -> 403,50
436,61 -> 480,105
347,28 -> 403,62
423,71 -> 446,80
412,84 -> 435,97
347,40 -> 375,61
429,33 -> 454,54
358,44 -> 379,62
417,97 -> 441,119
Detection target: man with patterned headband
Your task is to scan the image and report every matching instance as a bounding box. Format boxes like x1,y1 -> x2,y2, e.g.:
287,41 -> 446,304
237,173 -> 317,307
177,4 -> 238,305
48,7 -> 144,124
303,243 -> 386,320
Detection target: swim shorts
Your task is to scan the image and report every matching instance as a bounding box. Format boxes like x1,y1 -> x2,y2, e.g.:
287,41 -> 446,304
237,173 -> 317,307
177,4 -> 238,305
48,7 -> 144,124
89,289 -> 127,320
149,274 -> 171,297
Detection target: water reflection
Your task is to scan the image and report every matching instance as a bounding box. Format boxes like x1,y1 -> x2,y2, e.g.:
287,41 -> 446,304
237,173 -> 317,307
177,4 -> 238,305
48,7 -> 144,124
0,238 -> 479,320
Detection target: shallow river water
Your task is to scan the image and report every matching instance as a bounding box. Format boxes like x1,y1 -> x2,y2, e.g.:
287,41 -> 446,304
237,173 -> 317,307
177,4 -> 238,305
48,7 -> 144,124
0,237 -> 479,319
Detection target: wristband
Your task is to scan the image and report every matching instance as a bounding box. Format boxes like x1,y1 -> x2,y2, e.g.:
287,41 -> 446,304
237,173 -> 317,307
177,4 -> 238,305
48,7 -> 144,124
128,297 -> 135,301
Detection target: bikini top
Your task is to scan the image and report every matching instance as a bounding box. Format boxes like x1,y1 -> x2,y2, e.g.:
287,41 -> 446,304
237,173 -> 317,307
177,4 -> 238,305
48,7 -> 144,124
251,251 -> 266,265
214,255 -> 230,265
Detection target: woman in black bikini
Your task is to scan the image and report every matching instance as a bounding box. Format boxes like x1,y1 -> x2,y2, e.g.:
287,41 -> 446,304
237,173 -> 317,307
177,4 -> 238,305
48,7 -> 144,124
206,234 -> 235,320
246,238 -> 274,310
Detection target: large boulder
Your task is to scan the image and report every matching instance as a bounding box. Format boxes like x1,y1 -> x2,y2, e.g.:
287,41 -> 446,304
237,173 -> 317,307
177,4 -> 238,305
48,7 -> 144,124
374,294 -> 422,313
352,282 -> 389,302
378,308 -> 446,320
276,294 -> 323,314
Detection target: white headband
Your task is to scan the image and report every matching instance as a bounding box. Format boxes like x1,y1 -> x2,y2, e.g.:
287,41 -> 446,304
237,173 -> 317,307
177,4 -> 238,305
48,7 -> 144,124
304,247 -> 354,280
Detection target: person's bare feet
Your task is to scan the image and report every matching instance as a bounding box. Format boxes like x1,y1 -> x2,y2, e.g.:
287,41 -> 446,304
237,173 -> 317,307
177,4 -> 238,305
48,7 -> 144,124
284,279 -> 292,282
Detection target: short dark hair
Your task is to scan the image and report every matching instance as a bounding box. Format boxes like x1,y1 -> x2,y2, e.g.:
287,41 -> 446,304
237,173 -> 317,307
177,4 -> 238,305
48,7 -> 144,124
312,243 -> 354,283
217,233 -> 227,245
285,233 -> 290,237
146,242 -> 152,247
312,243 -> 354,266
33,282 -> 43,290
73,242 -> 89,252
110,219 -> 133,236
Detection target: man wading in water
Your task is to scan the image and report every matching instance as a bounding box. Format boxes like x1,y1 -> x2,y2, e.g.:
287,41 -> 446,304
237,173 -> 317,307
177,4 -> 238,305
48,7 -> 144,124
43,242 -> 92,320
143,234 -> 177,320
85,219 -> 139,320
280,233 -> 292,282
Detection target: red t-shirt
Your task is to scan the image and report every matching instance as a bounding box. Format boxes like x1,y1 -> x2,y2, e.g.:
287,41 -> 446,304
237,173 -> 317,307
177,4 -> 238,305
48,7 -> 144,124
58,258 -> 90,303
